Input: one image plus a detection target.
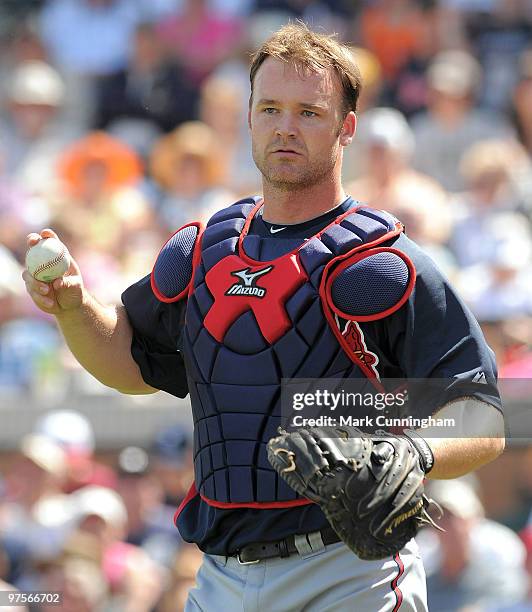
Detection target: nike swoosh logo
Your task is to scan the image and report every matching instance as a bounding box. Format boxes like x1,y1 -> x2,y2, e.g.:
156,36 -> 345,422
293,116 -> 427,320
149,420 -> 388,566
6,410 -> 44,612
270,226 -> 287,234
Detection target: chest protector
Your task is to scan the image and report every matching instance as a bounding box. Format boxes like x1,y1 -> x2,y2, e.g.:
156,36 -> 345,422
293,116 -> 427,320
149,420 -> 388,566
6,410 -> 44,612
151,197 -> 415,508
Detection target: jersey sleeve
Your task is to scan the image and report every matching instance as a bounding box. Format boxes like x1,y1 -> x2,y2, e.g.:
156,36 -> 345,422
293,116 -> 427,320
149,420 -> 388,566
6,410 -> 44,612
121,274 -> 189,398
385,234 -> 502,413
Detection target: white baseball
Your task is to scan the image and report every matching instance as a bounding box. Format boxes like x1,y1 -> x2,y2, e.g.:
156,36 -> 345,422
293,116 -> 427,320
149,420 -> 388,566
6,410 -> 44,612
26,238 -> 71,282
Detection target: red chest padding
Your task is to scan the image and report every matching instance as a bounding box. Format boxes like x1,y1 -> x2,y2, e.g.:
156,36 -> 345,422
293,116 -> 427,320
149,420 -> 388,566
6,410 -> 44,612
203,254 -> 307,344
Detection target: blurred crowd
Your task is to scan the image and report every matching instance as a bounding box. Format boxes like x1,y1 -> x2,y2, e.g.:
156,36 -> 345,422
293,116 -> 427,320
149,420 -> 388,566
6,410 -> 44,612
0,410 -> 202,611
0,0 -> 531,610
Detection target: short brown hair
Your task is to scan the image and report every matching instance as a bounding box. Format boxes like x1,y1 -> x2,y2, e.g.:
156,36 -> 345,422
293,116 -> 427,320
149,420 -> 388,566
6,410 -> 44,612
249,22 -> 362,115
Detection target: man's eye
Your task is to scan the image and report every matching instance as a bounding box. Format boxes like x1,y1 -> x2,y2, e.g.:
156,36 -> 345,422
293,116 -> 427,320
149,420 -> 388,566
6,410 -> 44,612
302,110 -> 316,117
263,108 -> 277,114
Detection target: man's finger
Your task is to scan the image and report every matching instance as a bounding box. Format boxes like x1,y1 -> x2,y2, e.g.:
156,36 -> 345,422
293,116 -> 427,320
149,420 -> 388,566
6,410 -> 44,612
31,292 -> 55,309
52,275 -> 80,292
26,233 -> 42,247
22,270 -> 50,294
40,228 -> 58,239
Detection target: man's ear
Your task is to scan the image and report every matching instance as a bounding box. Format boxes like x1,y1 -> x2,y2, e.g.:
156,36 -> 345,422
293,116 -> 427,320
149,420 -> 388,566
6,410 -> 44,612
339,111 -> 356,147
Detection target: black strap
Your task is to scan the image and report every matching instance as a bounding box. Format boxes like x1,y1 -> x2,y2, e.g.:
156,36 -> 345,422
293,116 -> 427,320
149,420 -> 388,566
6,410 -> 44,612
235,526 -> 341,563
403,429 -> 434,474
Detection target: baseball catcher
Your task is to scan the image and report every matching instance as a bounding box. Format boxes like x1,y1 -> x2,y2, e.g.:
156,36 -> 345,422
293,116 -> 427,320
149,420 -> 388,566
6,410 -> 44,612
268,426 -> 440,560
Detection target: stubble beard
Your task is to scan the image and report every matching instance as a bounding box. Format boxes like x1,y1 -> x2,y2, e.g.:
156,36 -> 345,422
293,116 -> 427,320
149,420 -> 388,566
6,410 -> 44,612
252,143 -> 339,192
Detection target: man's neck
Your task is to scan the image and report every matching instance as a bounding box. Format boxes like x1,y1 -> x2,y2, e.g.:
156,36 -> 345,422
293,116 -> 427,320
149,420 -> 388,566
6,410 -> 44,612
261,178 -> 347,225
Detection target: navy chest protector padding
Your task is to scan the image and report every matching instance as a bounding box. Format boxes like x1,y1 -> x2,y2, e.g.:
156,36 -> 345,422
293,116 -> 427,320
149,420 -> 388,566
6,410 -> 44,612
152,197 -> 415,507
151,223 -> 200,302
329,250 -> 414,320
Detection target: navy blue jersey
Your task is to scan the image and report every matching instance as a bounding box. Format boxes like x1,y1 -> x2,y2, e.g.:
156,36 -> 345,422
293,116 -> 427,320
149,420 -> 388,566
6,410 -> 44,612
122,198 -> 501,555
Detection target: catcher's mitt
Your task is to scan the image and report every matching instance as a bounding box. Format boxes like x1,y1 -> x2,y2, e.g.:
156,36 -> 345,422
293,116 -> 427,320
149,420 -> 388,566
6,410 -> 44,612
267,426 -> 439,560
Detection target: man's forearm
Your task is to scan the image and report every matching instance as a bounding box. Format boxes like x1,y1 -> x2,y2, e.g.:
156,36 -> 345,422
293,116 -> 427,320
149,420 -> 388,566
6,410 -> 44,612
420,398 -> 505,479
55,290 -> 155,394
426,436 -> 503,479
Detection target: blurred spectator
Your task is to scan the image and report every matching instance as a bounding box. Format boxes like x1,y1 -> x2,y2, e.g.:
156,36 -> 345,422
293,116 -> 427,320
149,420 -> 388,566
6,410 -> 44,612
115,446 -> 182,568
0,172 -> 47,261
418,478 -> 529,611
132,0 -> 177,22
449,139 -> 532,267
156,0 -> 245,86
39,0 -> 144,127
458,247 -> 532,322
71,486 -> 127,548
94,22 -> 199,135
349,47 -> 383,114
150,121 -> 235,230
199,75 -> 259,195
0,316 -> 62,395
449,139 -> 532,320
33,410 -> 117,493
497,524 -> 532,610
358,0 -> 432,85
157,544 -> 203,612
459,0 -> 532,112
251,2 -> 354,39
51,131 -> 153,301
0,435 -> 70,564
254,0 -> 355,17
36,560 -> 106,612
347,107 -> 453,271
379,3 -> 440,120
0,2 -> 41,40
341,48 -> 383,185
481,318 -> 532,377
40,0 -> 141,76
0,21 -> 48,104
57,132 -> 143,201
0,246 -> 24,325
0,60 -> 79,194
150,424 -> 193,508
33,532 -> 108,612
71,485 -> 165,611
411,50 -> 515,191
513,48 -> 532,157
498,322 -> 532,378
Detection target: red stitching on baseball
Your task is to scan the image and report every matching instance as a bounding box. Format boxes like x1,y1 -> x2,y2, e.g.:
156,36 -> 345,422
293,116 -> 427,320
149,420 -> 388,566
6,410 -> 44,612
33,245 -> 68,276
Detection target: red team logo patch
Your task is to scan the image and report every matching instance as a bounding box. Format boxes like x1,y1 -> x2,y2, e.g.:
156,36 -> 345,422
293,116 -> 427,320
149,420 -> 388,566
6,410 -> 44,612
341,319 -> 380,378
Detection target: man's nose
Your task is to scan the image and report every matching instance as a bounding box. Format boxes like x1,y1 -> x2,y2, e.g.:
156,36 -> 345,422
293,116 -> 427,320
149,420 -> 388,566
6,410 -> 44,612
275,113 -> 298,139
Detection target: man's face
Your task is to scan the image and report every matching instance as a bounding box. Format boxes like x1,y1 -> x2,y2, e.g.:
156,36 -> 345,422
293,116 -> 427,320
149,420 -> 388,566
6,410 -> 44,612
249,58 -> 355,191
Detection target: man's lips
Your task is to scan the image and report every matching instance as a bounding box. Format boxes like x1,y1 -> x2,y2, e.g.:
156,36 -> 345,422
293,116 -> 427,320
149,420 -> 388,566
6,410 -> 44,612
270,148 -> 303,156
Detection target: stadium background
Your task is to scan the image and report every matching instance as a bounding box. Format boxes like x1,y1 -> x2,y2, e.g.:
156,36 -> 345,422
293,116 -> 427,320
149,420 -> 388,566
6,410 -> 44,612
0,0 -> 531,610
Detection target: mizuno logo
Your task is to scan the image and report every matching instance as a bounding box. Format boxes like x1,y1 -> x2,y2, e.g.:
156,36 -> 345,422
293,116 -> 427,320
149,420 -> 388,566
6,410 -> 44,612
270,226 -> 287,234
472,371 -> 487,384
384,499 -> 424,535
225,266 -> 273,298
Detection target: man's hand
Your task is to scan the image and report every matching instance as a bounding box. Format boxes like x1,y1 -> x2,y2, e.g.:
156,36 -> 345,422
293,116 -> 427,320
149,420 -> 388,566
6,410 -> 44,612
23,229 -> 84,315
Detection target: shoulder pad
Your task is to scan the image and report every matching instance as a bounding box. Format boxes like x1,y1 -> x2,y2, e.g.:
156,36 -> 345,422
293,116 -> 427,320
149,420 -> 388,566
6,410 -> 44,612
151,222 -> 202,302
327,248 -> 415,321
206,196 -> 261,227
